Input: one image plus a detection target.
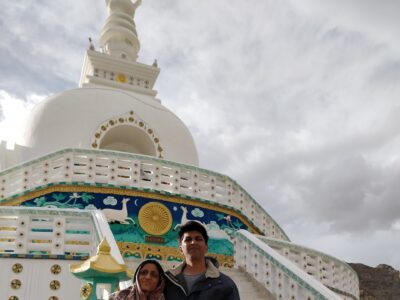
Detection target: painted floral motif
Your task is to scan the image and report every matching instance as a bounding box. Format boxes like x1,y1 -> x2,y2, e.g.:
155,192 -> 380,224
32,193 -> 94,209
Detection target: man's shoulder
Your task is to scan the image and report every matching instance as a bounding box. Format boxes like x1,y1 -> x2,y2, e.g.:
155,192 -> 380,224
218,271 -> 237,286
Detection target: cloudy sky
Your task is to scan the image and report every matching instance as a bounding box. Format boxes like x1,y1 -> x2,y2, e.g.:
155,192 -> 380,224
1,0 -> 400,269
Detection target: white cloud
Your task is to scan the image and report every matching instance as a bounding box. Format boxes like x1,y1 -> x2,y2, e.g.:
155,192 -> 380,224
0,90 -> 44,146
1,0 -> 400,270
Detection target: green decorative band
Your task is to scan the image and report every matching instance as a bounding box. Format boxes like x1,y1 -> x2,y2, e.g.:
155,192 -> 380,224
326,285 -> 358,300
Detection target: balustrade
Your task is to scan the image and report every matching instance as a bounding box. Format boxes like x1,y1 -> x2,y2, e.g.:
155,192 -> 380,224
0,148 -> 289,241
235,231 -> 359,300
235,230 -> 341,300
0,207 -> 99,257
258,236 -> 359,299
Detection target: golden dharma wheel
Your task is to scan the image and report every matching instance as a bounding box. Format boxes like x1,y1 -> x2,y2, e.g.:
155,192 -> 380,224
138,202 -> 172,236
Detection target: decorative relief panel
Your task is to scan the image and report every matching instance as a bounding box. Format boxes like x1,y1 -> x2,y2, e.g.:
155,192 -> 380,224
19,187 -> 252,265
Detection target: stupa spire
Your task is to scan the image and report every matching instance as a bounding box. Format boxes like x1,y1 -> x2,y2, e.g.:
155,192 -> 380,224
99,0 -> 142,61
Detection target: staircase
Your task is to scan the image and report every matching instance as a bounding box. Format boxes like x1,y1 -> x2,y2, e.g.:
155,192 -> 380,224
222,267 -> 275,300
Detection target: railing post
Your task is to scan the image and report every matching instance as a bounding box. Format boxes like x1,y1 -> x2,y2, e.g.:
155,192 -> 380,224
15,215 -> 29,254
52,216 -> 66,255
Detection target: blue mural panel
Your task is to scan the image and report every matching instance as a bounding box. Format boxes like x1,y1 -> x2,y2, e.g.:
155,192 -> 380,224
21,190 -> 248,261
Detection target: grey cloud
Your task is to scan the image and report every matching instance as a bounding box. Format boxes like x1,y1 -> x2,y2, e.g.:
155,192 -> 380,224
142,0 -> 400,238
2,0 -> 400,268
0,1 -> 106,96
288,0 -> 400,54
0,47 -> 73,98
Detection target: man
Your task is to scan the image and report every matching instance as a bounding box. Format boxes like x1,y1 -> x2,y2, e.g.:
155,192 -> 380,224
165,221 -> 240,300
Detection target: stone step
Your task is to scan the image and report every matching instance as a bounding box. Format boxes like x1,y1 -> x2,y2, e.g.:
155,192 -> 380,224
221,267 -> 275,300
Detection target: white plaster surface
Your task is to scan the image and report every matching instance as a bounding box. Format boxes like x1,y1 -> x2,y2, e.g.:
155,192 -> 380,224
21,87 -> 198,166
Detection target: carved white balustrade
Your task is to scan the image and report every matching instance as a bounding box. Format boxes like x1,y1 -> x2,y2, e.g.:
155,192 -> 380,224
0,148 -> 288,241
234,230 -> 359,300
0,206 -> 123,300
0,207 -> 102,256
235,230 -> 339,300
258,236 -> 359,300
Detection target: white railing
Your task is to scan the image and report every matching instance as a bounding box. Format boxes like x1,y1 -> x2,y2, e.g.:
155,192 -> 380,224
258,236 -> 359,300
234,230 -> 354,300
0,148 -> 289,241
0,206 -> 124,300
0,206 -> 99,257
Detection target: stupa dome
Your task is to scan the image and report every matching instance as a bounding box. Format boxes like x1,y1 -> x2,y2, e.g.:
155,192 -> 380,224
21,86 -> 199,166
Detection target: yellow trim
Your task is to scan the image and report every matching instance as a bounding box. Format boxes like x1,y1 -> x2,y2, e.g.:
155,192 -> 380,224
0,238 -> 15,242
0,227 -> 17,231
65,241 -> 90,246
0,185 -> 261,234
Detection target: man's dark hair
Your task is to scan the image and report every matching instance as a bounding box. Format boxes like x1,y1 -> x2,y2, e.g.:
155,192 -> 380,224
178,221 -> 209,244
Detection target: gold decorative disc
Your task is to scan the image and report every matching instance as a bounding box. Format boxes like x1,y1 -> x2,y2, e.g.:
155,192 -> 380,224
50,264 -> 61,275
80,283 -> 93,300
12,263 -> 23,274
49,280 -> 60,290
116,74 -> 127,83
11,279 -> 21,290
138,202 -> 172,236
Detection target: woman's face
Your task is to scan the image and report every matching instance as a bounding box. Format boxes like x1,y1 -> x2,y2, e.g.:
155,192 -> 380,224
138,263 -> 160,294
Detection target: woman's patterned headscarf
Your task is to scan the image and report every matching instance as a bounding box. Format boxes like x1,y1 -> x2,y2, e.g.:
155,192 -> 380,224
109,260 -> 165,300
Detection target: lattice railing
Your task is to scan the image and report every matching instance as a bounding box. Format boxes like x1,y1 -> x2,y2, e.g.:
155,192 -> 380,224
0,148 -> 288,241
258,236 -> 359,300
234,230 -> 357,300
0,207 -> 99,257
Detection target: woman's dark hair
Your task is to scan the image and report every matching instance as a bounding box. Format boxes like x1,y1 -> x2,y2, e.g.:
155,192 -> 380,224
178,221 -> 209,244
133,259 -> 164,285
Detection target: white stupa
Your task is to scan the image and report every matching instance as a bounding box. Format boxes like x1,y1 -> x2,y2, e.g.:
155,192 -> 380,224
2,0 -> 198,169
0,1 -> 359,300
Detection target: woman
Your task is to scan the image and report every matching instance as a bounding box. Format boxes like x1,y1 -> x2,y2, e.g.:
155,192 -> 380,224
109,260 -> 165,300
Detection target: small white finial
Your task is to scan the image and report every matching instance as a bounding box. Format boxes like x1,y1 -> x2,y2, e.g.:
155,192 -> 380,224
88,37 -> 95,51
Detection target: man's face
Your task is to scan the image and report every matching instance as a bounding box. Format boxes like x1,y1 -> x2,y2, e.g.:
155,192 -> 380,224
179,230 -> 208,261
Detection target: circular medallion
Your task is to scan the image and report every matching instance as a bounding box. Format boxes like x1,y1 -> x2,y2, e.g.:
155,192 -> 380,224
12,263 -> 23,274
50,264 -> 61,275
138,202 -> 172,236
11,279 -> 21,290
116,74 -> 127,83
80,283 -> 93,300
8,297 -> 19,300
50,280 -> 60,290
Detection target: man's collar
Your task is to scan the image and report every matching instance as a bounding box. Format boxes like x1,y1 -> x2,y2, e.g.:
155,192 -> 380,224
168,258 -> 220,279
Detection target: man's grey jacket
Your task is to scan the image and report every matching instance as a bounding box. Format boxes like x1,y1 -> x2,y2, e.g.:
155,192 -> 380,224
164,258 -> 240,300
